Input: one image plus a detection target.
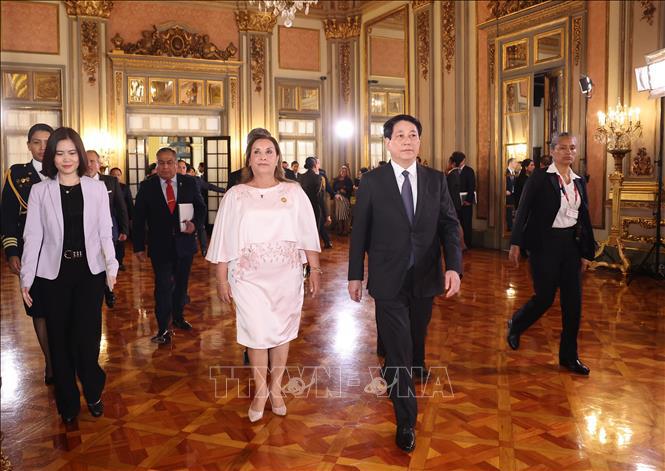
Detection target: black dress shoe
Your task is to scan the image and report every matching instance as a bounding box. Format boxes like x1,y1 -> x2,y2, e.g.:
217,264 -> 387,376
150,330 -> 171,344
62,414 -> 78,424
412,364 -> 430,383
506,320 -> 520,350
104,289 -> 116,308
395,426 -> 416,452
87,399 -> 104,417
243,348 -> 250,365
559,359 -> 590,375
323,243 -> 333,249
172,318 -> 193,331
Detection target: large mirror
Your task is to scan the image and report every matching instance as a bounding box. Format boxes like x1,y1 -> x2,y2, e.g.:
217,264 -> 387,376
365,6 -> 408,168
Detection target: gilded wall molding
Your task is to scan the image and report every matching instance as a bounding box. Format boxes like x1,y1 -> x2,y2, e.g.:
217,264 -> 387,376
441,1 -> 455,73
487,0 -> 548,20
622,217 -> 665,244
489,43 -> 496,84
323,15 -> 361,39
480,1 -> 585,38
339,40 -> 351,103
250,35 -> 265,93
108,53 -> 242,74
235,11 -> 277,33
230,77 -> 238,108
114,71 -> 122,106
572,17 -> 582,66
64,0 -> 113,18
110,26 -> 238,60
81,20 -> 99,84
411,0 -> 433,11
631,147 -> 654,176
416,9 -> 430,81
640,0 -> 656,25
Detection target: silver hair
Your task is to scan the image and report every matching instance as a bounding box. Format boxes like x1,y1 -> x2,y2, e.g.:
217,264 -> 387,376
551,132 -> 576,147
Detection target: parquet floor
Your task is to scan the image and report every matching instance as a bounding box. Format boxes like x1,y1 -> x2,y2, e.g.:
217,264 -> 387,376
1,237 -> 663,471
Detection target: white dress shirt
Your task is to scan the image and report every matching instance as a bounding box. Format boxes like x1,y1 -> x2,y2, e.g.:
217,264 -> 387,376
547,163 -> 581,228
31,159 -> 47,181
390,160 -> 418,212
159,175 -> 178,204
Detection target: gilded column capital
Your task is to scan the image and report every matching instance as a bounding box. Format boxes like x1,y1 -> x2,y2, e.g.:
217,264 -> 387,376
235,11 -> 277,33
411,0 -> 433,11
64,0 -> 113,18
323,15 -> 361,40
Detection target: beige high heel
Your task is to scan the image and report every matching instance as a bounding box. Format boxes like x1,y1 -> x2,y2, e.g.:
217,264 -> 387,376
270,392 -> 287,416
248,406 -> 264,423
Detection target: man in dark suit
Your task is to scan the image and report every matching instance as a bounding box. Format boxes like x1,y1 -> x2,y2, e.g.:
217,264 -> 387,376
110,167 -> 134,271
1,122 -> 54,384
298,156 -> 332,248
348,114 -> 462,452
281,160 -> 297,180
451,151 -> 475,248
86,151 -> 129,307
133,147 -> 206,344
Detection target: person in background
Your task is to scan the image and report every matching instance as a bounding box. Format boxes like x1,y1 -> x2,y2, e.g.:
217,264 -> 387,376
451,151 -> 475,248
109,167 -> 134,270
332,165 -> 353,236
206,134 -> 321,422
132,148 -> 206,344
507,133 -> 595,376
505,158 -> 517,231
86,150 -> 129,308
298,156 -> 332,248
145,162 -> 157,179
1,123 -> 54,384
514,158 -> 535,209
21,127 -> 118,423
354,167 -> 368,190
291,160 -> 300,175
540,154 -> 553,169
282,160 -> 297,180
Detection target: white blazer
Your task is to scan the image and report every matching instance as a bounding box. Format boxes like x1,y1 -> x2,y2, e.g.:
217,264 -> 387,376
20,175 -> 119,289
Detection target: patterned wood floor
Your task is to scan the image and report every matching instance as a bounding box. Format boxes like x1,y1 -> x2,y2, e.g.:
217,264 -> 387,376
1,237 -> 663,471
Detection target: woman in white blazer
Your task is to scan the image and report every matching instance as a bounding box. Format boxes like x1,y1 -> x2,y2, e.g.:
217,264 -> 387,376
20,127 -> 118,424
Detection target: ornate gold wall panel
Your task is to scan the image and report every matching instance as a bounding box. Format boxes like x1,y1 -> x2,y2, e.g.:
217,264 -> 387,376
572,16 -> 582,66
339,41 -> 351,103
487,0 -> 549,20
416,9 -> 430,80
250,35 -> 265,93
323,15 -> 361,39
441,1 -> 455,73
110,26 -> 237,60
80,20 -> 99,84
640,0 -> 656,25
235,11 -> 277,33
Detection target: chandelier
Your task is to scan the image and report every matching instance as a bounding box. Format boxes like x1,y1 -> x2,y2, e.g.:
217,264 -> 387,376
248,0 -> 318,27
595,99 -> 642,152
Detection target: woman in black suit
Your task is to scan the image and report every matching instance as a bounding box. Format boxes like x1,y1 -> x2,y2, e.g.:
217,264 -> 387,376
507,132 -> 596,375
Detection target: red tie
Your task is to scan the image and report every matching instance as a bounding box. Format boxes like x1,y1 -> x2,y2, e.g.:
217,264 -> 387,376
166,179 -> 176,214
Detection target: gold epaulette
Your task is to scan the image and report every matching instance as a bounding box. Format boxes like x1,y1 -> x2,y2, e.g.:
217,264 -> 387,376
5,168 -> 29,210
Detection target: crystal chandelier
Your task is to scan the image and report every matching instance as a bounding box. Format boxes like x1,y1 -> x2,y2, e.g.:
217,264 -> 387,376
248,0 -> 318,27
595,99 -> 642,152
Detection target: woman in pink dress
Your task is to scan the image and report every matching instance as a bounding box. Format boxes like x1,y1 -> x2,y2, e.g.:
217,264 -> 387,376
206,134 -> 321,422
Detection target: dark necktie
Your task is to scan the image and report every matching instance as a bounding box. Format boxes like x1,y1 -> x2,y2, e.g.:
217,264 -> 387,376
166,179 -> 176,214
401,170 -> 415,268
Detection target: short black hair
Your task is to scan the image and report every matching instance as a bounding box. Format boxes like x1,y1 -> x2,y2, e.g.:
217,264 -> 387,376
451,151 -> 466,166
27,123 -> 54,142
157,147 -> 176,159
304,156 -> 318,170
520,158 -> 533,169
110,167 -> 122,174
383,114 -> 422,139
291,161 -> 299,166
360,167 -> 369,173
42,127 -> 89,178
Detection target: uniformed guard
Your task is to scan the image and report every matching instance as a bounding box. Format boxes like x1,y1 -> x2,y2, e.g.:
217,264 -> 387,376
1,122 -> 54,384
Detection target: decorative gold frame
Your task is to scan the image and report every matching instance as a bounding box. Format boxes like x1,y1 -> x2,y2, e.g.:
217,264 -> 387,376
534,29 -> 563,64
2,72 -> 30,100
387,92 -> 404,114
33,71 -> 61,102
299,87 -> 320,111
127,76 -> 146,104
178,79 -> 203,105
502,39 -> 529,71
148,78 -> 175,105
370,91 -> 387,115
278,85 -> 298,111
207,80 -> 224,107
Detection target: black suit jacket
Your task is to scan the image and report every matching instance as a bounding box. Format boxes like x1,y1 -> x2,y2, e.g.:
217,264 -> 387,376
446,168 -> 462,212
132,174 -> 206,261
510,168 -> 596,260
348,163 -> 462,300
459,165 -> 476,204
99,174 -> 129,236
227,168 -> 242,190
1,162 -> 42,259
298,170 -> 324,220
118,182 -> 134,220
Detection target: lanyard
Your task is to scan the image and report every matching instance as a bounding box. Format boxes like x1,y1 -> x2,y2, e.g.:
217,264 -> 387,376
557,175 -> 578,205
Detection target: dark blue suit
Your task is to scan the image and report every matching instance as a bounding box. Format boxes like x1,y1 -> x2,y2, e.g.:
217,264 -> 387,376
133,174 -> 206,331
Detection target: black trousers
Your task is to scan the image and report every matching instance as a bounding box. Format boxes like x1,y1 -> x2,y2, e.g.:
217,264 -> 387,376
375,269 -> 434,428
40,259 -> 106,417
511,228 -> 582,361
376,296 -> 433,367
458,205 -> 473,247
151,254 -> 194,331
114,240 -> 125,266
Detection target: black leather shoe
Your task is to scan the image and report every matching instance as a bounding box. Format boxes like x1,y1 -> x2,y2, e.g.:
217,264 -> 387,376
62,414 -> 78,424
172,318 -> 193,331
87,399 -> 104,417
104,289 -> 116,308
150,330 -> 171,344
559,359 -> 590,375
243,348 -> 250,365
323,243 -> 333,249
506,320 -> 520,350
412,364 -> 430,383
395,426 -> 416,452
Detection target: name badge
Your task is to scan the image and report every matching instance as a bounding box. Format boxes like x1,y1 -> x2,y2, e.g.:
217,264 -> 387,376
566,208 -> 579,219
